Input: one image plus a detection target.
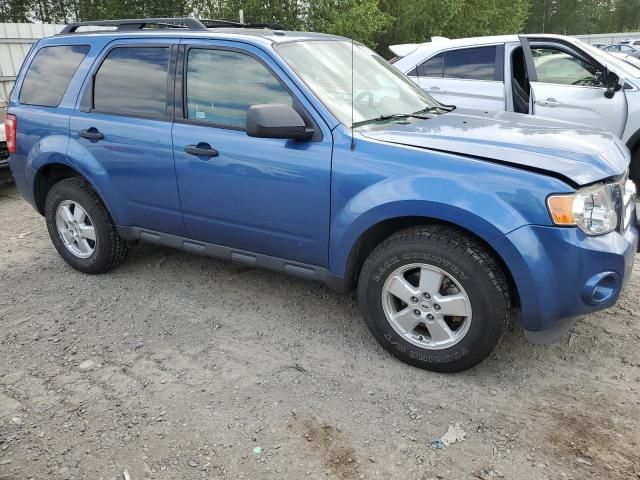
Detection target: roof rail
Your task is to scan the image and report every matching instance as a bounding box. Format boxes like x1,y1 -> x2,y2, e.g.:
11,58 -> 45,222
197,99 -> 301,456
60,17 -> 208,33
200,19 -> 286,30
60,17 -> 285,34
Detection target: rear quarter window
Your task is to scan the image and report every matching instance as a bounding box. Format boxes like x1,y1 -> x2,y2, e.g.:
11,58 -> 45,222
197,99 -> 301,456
418,53 -> 444,77
20,45 -> 90,107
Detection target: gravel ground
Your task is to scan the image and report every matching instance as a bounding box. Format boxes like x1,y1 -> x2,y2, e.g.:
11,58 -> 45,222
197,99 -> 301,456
0,183 -> 639,480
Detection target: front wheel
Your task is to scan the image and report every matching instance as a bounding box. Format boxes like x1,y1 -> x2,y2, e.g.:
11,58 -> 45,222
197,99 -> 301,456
357,225 -> 510,372
630,147 -> 640,187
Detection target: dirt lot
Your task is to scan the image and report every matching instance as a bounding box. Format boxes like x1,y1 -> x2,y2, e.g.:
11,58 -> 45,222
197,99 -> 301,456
0,183 -> 639,480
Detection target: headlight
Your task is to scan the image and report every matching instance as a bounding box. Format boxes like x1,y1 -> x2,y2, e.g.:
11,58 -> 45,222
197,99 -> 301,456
547,184 -> 618,235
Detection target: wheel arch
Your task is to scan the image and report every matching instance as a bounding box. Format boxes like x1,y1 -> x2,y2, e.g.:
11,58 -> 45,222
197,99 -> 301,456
340,214 -> 520,311
625,129 -> 640,183
33,162 -> 116,224
625,128 -> 640,153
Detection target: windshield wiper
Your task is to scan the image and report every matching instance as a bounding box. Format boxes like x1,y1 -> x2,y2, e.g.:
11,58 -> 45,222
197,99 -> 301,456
353,112 -> 432,128
413,104 -> 456,115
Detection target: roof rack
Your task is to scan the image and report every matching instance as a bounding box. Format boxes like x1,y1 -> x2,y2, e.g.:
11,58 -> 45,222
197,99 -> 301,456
200,19 -> 285,30
60,17 -> 285,34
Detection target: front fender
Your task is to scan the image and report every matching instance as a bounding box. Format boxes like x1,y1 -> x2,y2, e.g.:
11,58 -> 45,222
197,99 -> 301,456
329,174 -> 550,276
328,129 -> 573,277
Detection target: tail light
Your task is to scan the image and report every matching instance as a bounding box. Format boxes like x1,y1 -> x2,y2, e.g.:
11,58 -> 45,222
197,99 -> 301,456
5,114 -> 16,154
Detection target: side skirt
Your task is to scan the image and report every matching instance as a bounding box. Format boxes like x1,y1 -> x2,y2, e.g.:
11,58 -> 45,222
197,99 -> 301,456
117,226 -> 347,293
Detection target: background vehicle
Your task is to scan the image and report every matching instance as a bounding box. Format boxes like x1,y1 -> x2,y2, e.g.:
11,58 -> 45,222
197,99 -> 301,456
0,100 -> 10,185
591,42 -> 609,49
620,39 -> 640,47
6,19 -> 639,372
392,34 -> 640,184
603,43 -> 640,57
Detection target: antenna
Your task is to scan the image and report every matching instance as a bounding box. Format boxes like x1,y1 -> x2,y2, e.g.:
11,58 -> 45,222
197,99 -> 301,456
350,38 -> 355,151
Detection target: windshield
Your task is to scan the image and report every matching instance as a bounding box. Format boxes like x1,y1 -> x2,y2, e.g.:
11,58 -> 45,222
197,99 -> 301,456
275,40 -> 438,127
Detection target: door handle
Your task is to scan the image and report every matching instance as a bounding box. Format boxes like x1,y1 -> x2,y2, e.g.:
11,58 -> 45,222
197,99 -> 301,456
184,143 -> 219,158
79,128 -> 104,141
536,98 -> 562,107
427,87 -> 447,94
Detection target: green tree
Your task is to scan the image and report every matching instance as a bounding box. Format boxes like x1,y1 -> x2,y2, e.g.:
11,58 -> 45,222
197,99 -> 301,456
524,0 -> 617,34
376,0 -> 528,57
188,0 -> 304,29
375,0 -> 465,55
445,0 -> 530,38
306,0 -> 389,46
77,0 -> 189,21
611,0 -> 640,32
0,0 -> 31,22
1,0 -> 78,22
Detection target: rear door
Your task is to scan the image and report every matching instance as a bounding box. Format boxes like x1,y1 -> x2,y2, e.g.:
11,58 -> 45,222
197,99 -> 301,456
68,39 -> 185,236
409,45 -> 505,111
521,37 -> 627,136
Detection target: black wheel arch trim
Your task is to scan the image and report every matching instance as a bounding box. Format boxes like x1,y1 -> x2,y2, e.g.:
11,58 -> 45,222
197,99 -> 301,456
625,129 -> 640,154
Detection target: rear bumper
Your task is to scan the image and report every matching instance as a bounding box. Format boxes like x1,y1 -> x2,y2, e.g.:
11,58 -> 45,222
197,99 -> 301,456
491,207 -> 638,343
7,153 -> 34,203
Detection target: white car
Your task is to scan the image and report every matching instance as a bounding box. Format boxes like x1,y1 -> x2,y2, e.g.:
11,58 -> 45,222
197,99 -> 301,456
391,34 -> 640,183
602,43 -> 640,58
620,39 -> 640,47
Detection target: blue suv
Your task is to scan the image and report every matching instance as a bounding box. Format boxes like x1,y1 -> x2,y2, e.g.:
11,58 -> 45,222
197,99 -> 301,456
6,18 -> 639,372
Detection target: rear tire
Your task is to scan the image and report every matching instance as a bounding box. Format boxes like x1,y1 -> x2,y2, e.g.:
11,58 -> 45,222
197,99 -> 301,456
45,177 -> 128,273
357,225 -> 510,372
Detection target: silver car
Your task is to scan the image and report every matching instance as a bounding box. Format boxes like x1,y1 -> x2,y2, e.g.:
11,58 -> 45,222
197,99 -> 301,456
603,43 -> 640,58
391,34 -> 640,183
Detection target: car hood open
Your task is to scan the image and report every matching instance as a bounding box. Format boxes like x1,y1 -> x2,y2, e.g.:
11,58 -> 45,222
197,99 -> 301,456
360,108 -> 630,186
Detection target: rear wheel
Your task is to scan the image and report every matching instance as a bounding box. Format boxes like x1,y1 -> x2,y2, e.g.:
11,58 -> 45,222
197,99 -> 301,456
357,225 -> 510,372
45,177 -> 128,273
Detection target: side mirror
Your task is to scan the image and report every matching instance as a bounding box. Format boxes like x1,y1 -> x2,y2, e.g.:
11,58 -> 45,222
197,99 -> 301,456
246,104 -> 314,140
601,69 -> 623,99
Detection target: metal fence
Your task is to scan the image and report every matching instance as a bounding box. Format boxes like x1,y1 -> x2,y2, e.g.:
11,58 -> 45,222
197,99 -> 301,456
0,23 -> 64,101
574,32 -> 640,45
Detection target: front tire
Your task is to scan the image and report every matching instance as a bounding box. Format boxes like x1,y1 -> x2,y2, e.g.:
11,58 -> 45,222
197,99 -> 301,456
631,147 -> 640,187
357,225 -> 510,372
45,177 -> 128,273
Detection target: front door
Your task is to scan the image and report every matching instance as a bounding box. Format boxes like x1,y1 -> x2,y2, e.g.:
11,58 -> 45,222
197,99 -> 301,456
172,42 -> 332,266
68,39 -> 184,235
521,37 -> 627,137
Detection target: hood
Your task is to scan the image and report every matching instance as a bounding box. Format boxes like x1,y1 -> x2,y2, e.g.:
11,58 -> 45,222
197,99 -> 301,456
360,108 -> 630,186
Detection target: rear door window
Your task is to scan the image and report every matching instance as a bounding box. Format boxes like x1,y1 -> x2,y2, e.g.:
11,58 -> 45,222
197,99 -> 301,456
443,46 -> 497,81
93,47 -> 170,117
20,45 -> 90,107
